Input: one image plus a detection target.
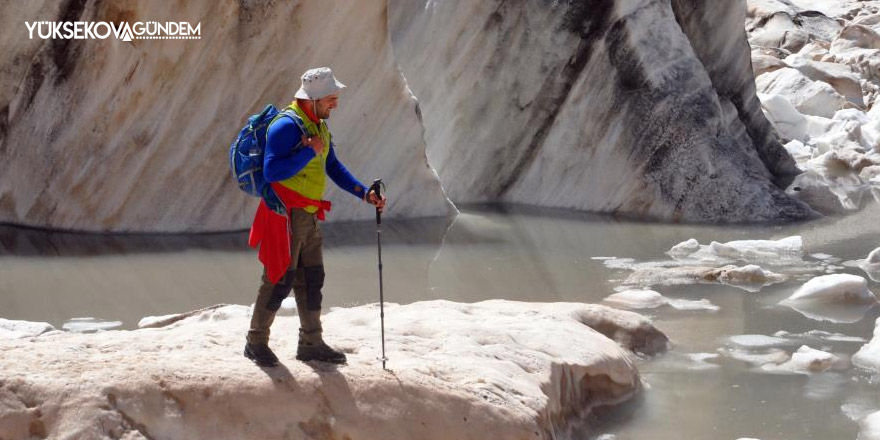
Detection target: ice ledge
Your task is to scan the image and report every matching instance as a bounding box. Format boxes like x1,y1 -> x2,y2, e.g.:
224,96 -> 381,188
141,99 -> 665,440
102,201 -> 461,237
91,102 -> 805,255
0,300 -> 667,439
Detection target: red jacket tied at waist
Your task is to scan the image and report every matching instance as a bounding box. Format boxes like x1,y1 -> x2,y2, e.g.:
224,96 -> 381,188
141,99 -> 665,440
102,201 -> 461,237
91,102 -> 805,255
248,182 -> 331,283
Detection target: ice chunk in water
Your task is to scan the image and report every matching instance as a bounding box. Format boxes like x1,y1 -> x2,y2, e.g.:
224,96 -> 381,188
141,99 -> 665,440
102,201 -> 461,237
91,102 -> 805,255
783,274 -> 876,304
853,317 -> 880,373
603,290 -> 718,311
668,238 -> 700,257
0,318 -> 55,339
859,411 -> 880,440
667,236 -> 804,265
763,345 -> 840,374
62,317 -> 123,333
861,247 -> 880,282
728,334 -> 790,348
604,290 -> 667,309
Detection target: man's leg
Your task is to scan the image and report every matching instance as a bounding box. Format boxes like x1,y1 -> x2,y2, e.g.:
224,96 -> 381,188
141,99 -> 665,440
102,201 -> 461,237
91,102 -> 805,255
244,213 -> 305,367
291,210 -> 346,364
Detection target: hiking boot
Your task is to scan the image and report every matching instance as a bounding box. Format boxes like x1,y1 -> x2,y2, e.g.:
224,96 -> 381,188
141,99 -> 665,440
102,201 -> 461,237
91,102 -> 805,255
296,342 -> 347,364
244,342 -> 280,367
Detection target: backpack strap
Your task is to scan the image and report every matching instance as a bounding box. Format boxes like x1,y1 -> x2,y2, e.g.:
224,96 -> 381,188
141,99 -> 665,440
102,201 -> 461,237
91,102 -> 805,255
265,109 -> 309,151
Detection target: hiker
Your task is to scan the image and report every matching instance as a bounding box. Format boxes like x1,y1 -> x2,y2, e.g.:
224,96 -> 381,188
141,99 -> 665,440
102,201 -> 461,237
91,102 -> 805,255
245,67 -> 386,366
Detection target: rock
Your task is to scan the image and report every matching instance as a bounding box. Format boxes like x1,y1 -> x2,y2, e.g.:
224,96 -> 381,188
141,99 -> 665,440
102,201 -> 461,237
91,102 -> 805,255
752,51 -> 790,77
567,304 -> 669,356
747,3 -> 843,47
0,300 -> 663,439
784,56 -> 865,107
747,12 -> 810,52
833,25 -> 880,53
755,68 -> 847,118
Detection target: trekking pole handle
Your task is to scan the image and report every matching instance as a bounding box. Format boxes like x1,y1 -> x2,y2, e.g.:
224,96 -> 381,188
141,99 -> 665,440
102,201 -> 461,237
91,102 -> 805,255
370,179 -> 383,225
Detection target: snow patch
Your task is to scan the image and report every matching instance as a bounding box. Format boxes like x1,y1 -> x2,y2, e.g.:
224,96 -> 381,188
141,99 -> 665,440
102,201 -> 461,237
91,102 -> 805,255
0,318 -> 55,339
0,300 -> 665,439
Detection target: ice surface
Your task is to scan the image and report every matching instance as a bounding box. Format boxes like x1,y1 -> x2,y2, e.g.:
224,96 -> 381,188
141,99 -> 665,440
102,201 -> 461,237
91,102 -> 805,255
0,300 -> 664,439
0,318 -> 55,339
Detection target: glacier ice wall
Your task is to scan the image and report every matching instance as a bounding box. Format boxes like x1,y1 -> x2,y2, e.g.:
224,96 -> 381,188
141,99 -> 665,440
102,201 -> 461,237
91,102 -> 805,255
391,0 -> 817,222
0,0 -> 820,232
0,0 -> 453,232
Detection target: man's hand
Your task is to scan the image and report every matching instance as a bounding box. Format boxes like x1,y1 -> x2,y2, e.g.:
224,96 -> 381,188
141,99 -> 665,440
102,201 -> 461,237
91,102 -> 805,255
301,134 -> 324,155
365,190 -> 387,213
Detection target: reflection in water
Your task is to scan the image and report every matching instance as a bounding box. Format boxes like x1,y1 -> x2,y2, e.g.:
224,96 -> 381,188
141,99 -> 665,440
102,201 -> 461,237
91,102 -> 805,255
0,217 -> 451,328
783,301 -> 878,324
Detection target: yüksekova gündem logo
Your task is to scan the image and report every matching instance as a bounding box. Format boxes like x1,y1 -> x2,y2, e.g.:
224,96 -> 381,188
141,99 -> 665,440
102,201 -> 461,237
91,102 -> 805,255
25,21 -> 201,41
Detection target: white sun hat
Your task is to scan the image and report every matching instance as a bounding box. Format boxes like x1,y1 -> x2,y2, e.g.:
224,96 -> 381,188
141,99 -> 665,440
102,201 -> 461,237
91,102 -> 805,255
294,67 -> 346,100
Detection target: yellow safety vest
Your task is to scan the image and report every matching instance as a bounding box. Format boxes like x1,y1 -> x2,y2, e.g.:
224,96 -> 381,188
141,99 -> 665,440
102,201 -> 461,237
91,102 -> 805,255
277,102 -> 331,213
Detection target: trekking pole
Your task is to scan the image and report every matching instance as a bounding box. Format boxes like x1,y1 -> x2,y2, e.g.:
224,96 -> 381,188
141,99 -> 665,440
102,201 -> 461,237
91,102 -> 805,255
370,179 -> 388,369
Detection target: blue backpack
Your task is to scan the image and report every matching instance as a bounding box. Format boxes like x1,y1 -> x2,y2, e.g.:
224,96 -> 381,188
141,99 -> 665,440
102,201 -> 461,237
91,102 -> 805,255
229,104 -> 305,208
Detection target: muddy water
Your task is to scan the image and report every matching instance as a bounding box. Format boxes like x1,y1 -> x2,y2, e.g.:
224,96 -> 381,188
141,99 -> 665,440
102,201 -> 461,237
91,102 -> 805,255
2,202 -> 880,439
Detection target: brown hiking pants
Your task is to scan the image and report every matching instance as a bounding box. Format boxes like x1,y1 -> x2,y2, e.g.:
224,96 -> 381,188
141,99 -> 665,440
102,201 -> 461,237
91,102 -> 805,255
247,208 -> 325,346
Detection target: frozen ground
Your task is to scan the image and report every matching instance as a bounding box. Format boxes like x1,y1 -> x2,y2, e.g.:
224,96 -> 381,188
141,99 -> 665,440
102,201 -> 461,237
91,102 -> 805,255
0,300 -> 667,439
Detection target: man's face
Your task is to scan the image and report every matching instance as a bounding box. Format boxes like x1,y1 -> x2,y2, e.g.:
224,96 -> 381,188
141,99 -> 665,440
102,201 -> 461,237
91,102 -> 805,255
315,94 -> 339,119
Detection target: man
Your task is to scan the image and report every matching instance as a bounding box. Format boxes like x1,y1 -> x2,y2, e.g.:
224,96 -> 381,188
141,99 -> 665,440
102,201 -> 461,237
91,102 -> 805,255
245,67 -> 386,366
